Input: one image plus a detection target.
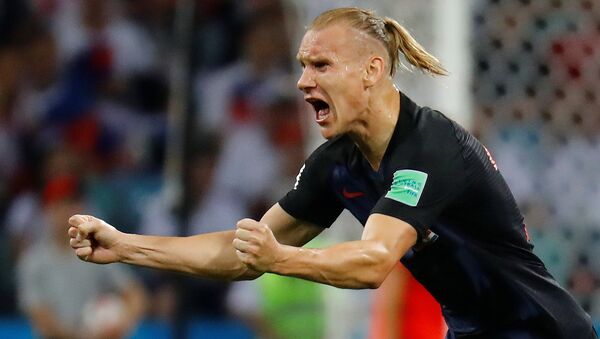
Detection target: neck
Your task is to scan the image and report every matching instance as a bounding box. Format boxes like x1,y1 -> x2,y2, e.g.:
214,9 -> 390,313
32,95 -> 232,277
349,83 -> 400,171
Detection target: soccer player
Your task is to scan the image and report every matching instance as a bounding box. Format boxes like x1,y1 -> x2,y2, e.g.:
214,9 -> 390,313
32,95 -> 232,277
68,7 -> 598,338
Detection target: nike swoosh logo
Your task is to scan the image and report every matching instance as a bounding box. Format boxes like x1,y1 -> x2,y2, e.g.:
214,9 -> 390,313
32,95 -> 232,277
342,188 -> 365,199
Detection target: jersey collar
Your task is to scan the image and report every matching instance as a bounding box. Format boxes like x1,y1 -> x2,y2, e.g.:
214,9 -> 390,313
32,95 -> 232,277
377,91 -> 418,168
394,91 -> 419,143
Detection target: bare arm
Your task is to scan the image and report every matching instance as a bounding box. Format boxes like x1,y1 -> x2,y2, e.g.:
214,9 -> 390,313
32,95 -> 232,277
234,213 -> 417,289
119,230 -> 255,279
68,203 -> 323,281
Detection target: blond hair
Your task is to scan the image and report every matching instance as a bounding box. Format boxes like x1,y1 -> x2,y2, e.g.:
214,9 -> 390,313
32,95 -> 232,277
310,7 -> 447,77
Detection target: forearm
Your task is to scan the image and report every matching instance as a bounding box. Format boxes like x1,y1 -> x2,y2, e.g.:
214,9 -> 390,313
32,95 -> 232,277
270,240 -> 398,289
118,231 -> 261,280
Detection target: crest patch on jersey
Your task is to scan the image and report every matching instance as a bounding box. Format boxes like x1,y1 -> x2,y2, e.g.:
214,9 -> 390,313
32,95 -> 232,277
386,169 -> 428,207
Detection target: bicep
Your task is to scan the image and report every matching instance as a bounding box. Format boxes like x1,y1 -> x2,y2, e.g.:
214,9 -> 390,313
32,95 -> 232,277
260,203 -> 324,247
362,213 -> 417,262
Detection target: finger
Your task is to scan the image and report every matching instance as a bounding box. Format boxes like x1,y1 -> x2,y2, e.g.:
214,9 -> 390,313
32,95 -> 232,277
70,235 -> 89,246
68,227 -> 79,238
235,250 -> 252,264
69,214 -> 89,227
234,228 -> 254,241
69,226 -> 87,241
77,221 -> 99,238
232,238 -> 252,252
75,247 -> 92,260
236,218 -> 261,231
233,238 -> 259,254
70,238 -> 91,249
240,222 -> 269,235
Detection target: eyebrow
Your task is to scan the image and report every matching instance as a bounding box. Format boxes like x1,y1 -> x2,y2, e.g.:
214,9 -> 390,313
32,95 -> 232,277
296,55 -> 305,68
296,52 -> 311,61
296,54 -> 331,65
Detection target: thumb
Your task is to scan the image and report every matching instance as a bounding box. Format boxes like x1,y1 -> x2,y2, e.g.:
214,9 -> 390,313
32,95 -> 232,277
77,218 -> 101,238
76,247 -> 93,261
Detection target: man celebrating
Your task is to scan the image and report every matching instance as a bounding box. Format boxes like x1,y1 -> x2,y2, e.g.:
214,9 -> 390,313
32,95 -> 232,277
69,7 -> 597,338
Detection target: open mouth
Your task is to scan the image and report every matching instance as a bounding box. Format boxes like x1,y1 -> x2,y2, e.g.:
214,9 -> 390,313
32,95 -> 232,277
306,98 -> 330,123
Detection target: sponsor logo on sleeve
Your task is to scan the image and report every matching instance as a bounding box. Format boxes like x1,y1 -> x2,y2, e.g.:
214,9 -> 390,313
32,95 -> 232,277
385,169 -> 428,207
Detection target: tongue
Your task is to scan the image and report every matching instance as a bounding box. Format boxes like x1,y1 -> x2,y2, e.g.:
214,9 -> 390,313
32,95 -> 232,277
317,107 -> 330,121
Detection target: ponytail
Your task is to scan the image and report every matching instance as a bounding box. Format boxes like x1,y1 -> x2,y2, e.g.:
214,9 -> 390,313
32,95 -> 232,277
311,7 -> 447,77
383,18 -> 447,76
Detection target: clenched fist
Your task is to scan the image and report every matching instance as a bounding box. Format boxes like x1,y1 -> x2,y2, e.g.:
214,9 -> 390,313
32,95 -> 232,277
68,214 -> 123,264
232,218 -> 284,272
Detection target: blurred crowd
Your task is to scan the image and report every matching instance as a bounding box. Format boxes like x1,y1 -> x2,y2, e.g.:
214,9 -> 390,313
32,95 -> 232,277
0,0 -> 311,337
472,0 -> 600,326
0,0 -> 598,338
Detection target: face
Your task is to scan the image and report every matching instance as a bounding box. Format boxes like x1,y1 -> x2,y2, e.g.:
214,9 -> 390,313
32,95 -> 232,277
296,24 -> 371,139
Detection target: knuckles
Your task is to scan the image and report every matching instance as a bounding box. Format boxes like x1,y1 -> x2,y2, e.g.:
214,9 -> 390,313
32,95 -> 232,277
232,238 -> 243,250
235,218 -> 270,231
236,218 -> 255,228
233,238 -> 260,256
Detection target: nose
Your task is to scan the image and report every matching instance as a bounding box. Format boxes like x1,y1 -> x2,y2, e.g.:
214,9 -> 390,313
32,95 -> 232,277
297,68 -> 315,92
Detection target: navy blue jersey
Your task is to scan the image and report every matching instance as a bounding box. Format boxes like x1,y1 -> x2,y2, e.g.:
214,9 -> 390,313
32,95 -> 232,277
279,92 -> 597,338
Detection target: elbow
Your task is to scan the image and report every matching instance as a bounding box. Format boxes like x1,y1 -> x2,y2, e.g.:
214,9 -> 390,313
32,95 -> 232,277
363,279 -> 384,289
357,250 -> 398,289
371,265 -> 393,288
233,267 -> 264,281
362,268 -> 389,289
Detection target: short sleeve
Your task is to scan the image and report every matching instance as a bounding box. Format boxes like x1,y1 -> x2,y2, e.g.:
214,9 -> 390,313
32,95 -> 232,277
278,147 -> 344,228
372,123 -> 466,242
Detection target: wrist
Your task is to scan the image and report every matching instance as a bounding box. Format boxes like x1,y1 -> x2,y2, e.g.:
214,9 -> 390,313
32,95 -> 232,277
114,232 -> 134,263
270,244 -> 299,275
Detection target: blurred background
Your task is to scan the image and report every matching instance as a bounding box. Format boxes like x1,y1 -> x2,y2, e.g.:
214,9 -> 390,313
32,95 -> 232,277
0,0 -> 598,338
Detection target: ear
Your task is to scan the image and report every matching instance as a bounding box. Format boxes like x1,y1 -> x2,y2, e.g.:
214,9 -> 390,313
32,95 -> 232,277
364,55 -> 386,87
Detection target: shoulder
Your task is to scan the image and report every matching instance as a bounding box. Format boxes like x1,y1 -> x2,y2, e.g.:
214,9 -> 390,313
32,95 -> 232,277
304,135 -> 354,166
413,107 -> 459,143
291,136 -> 354,191
384,106 -> 469,199
394,92 -> 460,145
411,105 -> 489,174
390,106 -> 462,170
392,93 -> 462,159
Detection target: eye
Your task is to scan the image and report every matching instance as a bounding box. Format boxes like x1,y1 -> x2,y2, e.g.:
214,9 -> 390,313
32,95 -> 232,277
314,62 -> 329,71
